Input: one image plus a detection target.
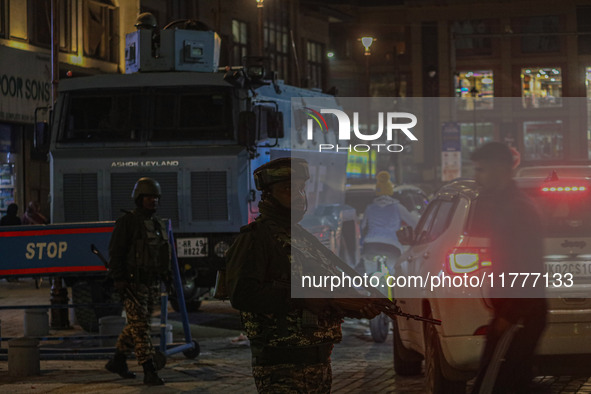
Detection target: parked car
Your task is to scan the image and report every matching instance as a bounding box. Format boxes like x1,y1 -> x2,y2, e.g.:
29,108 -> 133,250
392,172 -> 591,393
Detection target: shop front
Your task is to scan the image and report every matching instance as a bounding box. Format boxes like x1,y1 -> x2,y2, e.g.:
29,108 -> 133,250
0,46 -> 51,218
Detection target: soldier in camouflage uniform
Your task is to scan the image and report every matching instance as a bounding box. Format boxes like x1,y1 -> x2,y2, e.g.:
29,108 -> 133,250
225,158 -> 378,393
105,177 -> 171,386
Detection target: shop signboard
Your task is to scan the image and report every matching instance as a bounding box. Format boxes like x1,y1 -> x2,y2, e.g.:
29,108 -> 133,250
0,46 -> 51,123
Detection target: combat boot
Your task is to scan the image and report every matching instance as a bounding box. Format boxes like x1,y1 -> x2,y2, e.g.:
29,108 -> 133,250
142,359 -> 164,386
105,351 -> 136,379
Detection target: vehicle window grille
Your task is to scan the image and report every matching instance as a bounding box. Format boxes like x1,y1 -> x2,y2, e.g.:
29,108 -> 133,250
110,173 -> 179,227
63,173 -> 99,222
191,171 -> 228,221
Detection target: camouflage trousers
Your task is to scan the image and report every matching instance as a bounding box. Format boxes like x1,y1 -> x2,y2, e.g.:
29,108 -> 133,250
115,282 -> 158,365
252,362 -> 332,393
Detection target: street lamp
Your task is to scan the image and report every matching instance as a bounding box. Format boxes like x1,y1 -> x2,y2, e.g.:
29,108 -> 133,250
361,36 -> 374,55
256,0 -> 264,56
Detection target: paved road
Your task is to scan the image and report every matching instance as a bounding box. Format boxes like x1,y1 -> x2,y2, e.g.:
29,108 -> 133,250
1,278 -> 591,393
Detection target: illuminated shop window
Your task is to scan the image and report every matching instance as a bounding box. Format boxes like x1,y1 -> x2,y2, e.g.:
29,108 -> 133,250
455,70 -> 494,110
521,67 -> 562,108
523,120 -> 563,160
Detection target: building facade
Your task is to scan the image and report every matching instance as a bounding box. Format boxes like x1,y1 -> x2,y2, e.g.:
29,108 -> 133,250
327,0 -> 591,184
5,0 -> 583,203
0,0 -> 141,218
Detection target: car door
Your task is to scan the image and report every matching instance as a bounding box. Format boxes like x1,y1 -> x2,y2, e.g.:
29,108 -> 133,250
395,196 -> 459,349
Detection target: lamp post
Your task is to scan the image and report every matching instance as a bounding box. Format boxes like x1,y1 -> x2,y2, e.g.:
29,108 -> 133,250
50,0 -> 70,330
360,36 -> 374,97
470,86 -> 479,151
256,0 -> 264,57
359,36 -> 375,179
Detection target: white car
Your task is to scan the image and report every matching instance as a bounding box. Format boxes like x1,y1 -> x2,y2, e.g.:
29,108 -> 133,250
515,164 -> 591,178
392,173 -> 591,393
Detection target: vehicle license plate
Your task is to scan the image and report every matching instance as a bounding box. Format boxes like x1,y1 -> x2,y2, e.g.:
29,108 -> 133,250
176,237 -> 208,258
545,262 -> 591,278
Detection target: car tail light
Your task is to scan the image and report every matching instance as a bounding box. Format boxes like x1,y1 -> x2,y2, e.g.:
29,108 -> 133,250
540,171 -> 590,195
541,185 -> 587,193
447,247 -> 491,274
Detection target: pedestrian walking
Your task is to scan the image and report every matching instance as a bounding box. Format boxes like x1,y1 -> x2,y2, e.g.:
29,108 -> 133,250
1,203 -> 21,226
360,171 -> 418,275
225,157 -> 379,393
105,177 -> 172,386
470,142 -> 547,394
21,201 -> 48,225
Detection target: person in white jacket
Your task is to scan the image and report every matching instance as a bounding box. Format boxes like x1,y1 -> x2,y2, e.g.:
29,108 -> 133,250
361,171 -> 419,275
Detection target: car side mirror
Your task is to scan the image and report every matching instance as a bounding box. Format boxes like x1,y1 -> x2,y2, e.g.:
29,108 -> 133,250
34,121 -> 50,150
397,226 -> 415,246
238,111 -> 256,146
267,111 -> 284,138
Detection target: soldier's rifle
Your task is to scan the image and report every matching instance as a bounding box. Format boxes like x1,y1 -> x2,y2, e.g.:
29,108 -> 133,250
273,280 -> 441,325
288,229 -> 441,325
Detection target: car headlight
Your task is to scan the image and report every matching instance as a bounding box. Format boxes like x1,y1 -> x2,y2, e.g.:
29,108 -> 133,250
214,241 -> 230,258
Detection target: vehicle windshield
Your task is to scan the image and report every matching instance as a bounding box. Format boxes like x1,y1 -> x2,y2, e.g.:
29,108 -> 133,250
58,87 -> 234,143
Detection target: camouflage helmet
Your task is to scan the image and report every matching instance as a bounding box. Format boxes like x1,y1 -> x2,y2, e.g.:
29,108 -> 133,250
253,157 -> 309,191
131,177 -> 161,200
134,12 -> 157,29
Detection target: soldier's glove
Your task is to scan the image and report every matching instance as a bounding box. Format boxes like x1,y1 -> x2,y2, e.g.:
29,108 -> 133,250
113,280 -> 129,290
358,303 -> 381,320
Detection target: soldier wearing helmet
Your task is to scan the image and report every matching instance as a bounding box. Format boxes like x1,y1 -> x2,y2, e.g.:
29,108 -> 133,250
225,157 -> 378,393
105,177 -> 170,386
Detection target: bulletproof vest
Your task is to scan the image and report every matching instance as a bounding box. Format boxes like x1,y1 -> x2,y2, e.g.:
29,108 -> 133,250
127,212 -> 171,282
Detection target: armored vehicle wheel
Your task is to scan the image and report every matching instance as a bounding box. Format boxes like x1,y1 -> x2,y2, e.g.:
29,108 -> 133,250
183,340 -> 200,359
72,280 -> 122,333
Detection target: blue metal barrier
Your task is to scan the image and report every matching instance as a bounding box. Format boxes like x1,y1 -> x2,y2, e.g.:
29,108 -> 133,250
0,222 -> 113,277
0,220 -> 198,363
